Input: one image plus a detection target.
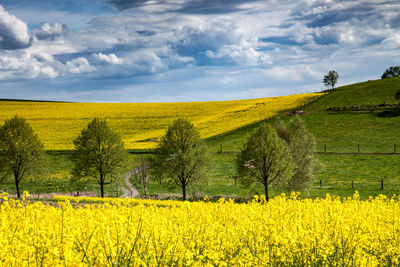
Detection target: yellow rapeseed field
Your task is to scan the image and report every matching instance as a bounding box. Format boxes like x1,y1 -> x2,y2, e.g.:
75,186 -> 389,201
1,192 -> 400,266
0,94 -> 318,150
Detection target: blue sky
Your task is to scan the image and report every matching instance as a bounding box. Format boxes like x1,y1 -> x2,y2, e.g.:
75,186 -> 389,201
0,0 -> 399,102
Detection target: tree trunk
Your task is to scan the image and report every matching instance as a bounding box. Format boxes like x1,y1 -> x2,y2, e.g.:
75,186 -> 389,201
14,173 -> 21,198
100,181 -> 104,198
264,182 -> 269,202
182,183 -> 186,201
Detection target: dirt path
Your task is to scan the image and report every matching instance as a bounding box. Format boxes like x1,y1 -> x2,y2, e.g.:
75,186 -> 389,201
120,169 -> 140,198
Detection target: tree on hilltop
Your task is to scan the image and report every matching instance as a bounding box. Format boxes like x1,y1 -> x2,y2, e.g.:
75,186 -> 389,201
323,70 -> 339,90
0,115 -> 46,198
152,118 -> 209,201
236,123 -> 293,201
72,118 -> 127,198
382,66 -> 400,79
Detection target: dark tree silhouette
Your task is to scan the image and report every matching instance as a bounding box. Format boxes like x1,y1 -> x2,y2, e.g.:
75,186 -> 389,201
323,70 -> 339,90
382,66 -> 400,79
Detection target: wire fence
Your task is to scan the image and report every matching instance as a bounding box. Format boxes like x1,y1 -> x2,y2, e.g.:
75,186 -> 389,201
317,143 -> 400,155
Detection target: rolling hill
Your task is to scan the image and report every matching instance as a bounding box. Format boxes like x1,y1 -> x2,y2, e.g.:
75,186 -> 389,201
208,77 -> 400,153
0,94 -> 317,150
1,78 -> 400,199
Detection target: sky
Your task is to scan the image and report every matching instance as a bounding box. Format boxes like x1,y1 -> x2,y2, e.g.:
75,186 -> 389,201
0,0 -> 399,102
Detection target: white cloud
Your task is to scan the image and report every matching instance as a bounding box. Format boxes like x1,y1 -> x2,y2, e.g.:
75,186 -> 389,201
262,65 -> 322,82
92,53 -> 123,64
0,51 -> 59,79
382,33 -> 400,49
0,5 -> 31,49
0,0 -> 400,101
33,22 -> 67,40
66,57 -> 95,74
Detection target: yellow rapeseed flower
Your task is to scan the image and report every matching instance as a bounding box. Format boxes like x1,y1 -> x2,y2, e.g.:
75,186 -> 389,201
0,192 -> 398,265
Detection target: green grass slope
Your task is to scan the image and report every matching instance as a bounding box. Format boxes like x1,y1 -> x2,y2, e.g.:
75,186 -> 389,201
3,78 -> 400,199
305,77 -> 400,153
207,77 -> 400,153
201,77 -> 400,199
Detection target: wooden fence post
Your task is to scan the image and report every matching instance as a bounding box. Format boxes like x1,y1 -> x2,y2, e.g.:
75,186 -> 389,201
320,179 -> 322,189
381,179 -> 384,190
357,144 -> 360,153
324,144 -> 327,153
352,180 -> 354,190
220,144 -> 223,153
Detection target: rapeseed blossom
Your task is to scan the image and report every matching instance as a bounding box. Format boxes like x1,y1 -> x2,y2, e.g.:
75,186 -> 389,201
0,94 -> 318,150
0,192 -> 399,266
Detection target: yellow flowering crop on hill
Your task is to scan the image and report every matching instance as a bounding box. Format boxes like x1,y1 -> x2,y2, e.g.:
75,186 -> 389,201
1,192 -> 400,266
0,94 -> 318,150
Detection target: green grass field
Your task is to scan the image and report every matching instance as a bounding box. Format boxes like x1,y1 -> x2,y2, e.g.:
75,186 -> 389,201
1,77 -> 400,200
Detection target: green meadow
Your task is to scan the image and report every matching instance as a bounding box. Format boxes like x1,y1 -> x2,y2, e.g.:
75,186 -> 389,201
1,77 -> 400,200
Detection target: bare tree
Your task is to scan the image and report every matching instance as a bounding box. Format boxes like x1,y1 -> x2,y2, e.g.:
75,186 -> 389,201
134,155 -> 152,197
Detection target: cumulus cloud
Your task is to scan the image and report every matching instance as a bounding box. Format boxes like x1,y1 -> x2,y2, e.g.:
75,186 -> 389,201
0,51 -> 59,79
66,57 -> 95,74
0,0 -> 400,101
92,53 -> 123,64
0,5 -> 31,50
33,22 -> 68,40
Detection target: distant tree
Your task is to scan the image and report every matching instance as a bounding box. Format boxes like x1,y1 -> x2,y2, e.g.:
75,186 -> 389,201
69,175 -> 87,196
152,118 -> 209,201
381,66 -> 400,79
134,155 -> 152,197
276,116 -> 320,192
0,115 -> 46,198
396,90 -> 400,103
323,70 -> 339,90
72,118 -> 127,198
236,123 -> 293,201
275,117 -> 290,143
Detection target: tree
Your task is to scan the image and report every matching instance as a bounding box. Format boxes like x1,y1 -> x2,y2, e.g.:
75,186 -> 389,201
236,123 -> 293,201
276,116 -> 320,191
323,70 -> 339,90
69,174 -> 87,196
381,66 -> 400,79
396,90 -> 400,103
134,155 -> 151,197
0,115 -> 46,198
152,118 -> 209,201
72,118 -> 127,198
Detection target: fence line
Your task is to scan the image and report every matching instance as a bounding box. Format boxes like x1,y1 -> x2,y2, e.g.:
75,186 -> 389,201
317,143 -> 400,155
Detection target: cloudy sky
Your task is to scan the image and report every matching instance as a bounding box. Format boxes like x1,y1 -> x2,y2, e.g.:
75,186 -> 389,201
0,0 -> 399,102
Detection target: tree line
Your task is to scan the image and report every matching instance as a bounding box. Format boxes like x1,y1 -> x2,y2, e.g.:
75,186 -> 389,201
0,115 -> 318,201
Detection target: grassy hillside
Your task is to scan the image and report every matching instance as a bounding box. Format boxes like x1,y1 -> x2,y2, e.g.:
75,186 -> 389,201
305,77 -> 400,153
199,77 -> 400,199
207,77 -> 400,153
0,94 -> 316,150
2,78 -> 400,199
